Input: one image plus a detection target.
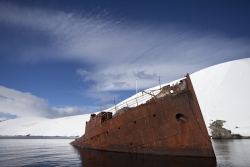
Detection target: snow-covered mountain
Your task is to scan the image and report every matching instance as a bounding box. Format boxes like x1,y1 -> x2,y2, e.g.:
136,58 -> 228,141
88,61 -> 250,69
0,58 -> 249,137
0,115 -> 90,137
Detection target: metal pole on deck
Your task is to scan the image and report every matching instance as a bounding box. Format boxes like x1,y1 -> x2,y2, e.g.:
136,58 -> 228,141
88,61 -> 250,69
136,79 -> 138,106
114,97 -> 116,112
159,76 -> 161,89
136,79 -> 138,94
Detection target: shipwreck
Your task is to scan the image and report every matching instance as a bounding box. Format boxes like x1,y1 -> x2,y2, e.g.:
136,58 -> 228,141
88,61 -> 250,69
71,74 -> 216,158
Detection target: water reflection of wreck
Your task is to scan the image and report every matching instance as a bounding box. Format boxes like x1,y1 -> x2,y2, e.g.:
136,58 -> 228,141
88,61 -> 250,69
75,147 -> 216,167
71,74 -> 216,158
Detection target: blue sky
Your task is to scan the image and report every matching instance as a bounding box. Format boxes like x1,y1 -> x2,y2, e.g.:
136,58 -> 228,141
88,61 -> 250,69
0,0 -> 250,119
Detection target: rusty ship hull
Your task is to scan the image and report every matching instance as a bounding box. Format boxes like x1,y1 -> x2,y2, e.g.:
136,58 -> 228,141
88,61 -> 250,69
71,74 -> 216,158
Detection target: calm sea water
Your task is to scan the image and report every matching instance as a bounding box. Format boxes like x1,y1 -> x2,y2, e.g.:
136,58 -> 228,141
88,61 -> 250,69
0,137 -> 249,167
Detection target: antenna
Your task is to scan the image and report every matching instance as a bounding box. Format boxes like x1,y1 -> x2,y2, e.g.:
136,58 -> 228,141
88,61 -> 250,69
136,79 -> 138,106
159,76 -> 161,89
114,97 -> 116,112
136,79 -> 138,94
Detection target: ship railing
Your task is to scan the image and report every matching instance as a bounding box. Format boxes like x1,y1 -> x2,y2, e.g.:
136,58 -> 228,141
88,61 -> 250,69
102,87 -> 163,116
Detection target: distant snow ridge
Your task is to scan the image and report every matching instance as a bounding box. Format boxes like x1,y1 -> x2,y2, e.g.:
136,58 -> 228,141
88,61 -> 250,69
0,58 -> 249,137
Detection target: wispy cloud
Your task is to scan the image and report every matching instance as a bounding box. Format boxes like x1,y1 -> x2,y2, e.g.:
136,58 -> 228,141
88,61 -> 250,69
0,86 -> 91,118
1,3 -> 250,92
134,71 -> 158,80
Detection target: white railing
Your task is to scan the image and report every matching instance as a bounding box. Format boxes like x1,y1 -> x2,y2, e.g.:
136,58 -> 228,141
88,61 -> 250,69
103,87 -> 162,115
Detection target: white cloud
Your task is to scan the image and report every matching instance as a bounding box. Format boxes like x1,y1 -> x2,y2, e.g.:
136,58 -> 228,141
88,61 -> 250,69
0,86 -> 91,118
76,69 -> 92,81
0,86 -> 50,117
1,2 -> 250,92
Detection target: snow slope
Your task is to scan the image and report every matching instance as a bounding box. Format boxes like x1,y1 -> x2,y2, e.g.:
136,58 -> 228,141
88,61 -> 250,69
191,58 -> 250,136
0,58 -> 249,137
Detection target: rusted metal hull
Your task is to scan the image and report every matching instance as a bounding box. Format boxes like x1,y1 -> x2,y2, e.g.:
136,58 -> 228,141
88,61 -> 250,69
71,74 -> 216,158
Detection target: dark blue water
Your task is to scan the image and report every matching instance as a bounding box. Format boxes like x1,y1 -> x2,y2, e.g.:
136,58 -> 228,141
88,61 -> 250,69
0,137 -> 249,167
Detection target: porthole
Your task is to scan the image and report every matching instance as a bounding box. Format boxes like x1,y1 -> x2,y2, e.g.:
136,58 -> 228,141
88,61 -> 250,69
175,113 -> 188,123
